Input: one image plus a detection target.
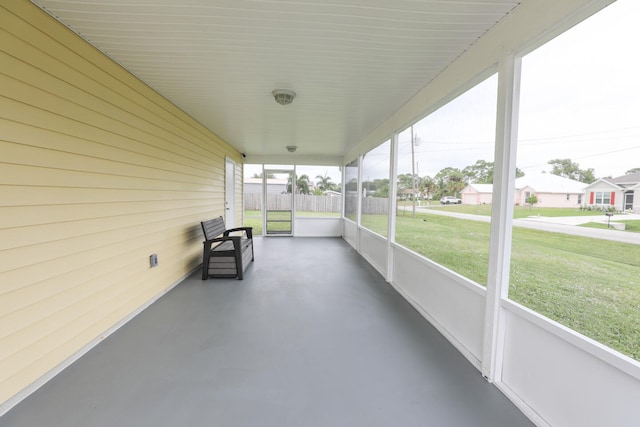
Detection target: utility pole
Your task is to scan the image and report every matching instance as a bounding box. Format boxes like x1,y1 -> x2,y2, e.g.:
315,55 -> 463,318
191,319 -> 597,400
411,126 -> 416,219
410,126 -> 421,219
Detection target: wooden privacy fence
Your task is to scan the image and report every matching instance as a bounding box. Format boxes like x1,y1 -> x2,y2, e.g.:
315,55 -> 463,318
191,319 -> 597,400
348,195 -> 388,215
361,197 -> 389,215
244,193 -> 342,213
245,193 -> 388,214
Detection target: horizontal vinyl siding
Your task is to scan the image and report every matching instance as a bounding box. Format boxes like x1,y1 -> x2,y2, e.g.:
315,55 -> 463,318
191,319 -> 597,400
0,1 -> 242,405
236,161 -> 244,226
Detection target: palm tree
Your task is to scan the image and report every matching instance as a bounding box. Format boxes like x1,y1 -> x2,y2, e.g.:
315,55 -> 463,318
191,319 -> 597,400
315,173 -> 333,192
421,176 -> 440,202
295,174 -> 311,194
252,172 -> 275,179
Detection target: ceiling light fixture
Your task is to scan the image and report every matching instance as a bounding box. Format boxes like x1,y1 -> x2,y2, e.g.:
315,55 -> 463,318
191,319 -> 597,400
286,145 -> 297,153
272,89 -> 296,106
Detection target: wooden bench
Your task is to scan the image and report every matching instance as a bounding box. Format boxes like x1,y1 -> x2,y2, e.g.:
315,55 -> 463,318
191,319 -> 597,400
200,216 -> 254,280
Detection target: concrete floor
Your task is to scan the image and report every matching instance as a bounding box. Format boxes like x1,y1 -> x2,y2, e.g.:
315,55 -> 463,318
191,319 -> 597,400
2,237 -> 533,427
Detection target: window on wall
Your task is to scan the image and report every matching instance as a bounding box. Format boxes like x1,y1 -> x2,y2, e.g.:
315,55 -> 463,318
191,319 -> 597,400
295,166 -> 342,217
360,140 -> 391,237
593,191 -> 611,206
394,74 -> 498,285
511,0 -> 640,361
344,159 -> 359,222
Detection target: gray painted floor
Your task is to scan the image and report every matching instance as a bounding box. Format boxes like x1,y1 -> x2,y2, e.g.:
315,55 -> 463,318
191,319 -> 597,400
2,237 -> 534,427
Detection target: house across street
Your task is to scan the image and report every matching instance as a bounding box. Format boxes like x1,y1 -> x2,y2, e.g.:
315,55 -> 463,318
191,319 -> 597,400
460,171 -> 639,213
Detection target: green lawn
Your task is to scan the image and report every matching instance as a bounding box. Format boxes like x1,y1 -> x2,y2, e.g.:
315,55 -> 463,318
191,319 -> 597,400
393,212 -> 640,360
580,220 -> 640,233
244,210 -> 263,234
243,209 -> 640,360
244,210 -> 341,235
424,204 -> 605,219
361,214 -> 389,237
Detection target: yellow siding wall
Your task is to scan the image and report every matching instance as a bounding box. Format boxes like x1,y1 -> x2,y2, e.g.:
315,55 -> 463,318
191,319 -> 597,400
235,159 -> 244,225
0,1 -> 243,405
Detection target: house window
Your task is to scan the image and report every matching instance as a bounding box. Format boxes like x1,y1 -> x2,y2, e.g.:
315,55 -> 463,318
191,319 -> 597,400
595,191 -> 611,205
566,194 -> 570,201
578,194 -> 583,204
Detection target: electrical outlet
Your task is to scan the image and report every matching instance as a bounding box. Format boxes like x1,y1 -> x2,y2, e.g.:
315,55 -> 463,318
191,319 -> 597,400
149,253 -> 158,267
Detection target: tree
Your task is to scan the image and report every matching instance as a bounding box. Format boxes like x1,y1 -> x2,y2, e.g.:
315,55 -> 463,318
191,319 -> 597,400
252,172 -> 275,179
372,178 -> 390,198
315,173 -> 333,192
287,174 -> 311,194
548,158 -> 596,183
462,159 -> 525,183
296,174 -> 311,194
362,179 -> 375,197
435,167 -> 466,197
578,168 -> 596,184
345,178 -> 358,193
420,176 -> 440,201
462,160 -> 494,184
625,167 -> 640,175
396,173 -> 418,198
525,194 -> 538,210
549,158 -> 579,179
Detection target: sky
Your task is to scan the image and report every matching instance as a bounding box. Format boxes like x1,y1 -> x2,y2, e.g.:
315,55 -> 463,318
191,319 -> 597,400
404,0 -> 640,181
246,0 -> 640,184
515,0 -> 640,178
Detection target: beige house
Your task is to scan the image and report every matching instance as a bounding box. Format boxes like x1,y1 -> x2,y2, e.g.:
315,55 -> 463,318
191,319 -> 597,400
514,173 -> 587,207
461,184 -> 493,205
461,173 -> 587,207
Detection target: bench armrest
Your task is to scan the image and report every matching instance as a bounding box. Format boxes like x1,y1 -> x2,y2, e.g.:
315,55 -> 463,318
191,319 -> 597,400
204,235 -> 241,249
223,226 -> 253,239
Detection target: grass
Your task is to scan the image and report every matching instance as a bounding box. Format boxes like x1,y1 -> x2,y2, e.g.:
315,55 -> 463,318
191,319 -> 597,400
244,210 -> 341,235
244,210 -> 263,234
423,204 -> 606,219
580,220 -> 640,233
361,214 -> 389,237
392,212 -> 640,360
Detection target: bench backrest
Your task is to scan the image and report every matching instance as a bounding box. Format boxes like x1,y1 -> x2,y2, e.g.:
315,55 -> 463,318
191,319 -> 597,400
201,216 -> 226,241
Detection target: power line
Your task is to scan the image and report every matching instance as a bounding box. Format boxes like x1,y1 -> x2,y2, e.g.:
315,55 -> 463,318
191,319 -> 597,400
395,124 -> 640,148
520,145 -> 640,169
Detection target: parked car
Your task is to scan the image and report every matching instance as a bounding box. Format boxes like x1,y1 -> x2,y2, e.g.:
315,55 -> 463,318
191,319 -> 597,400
440,196 -> 462,204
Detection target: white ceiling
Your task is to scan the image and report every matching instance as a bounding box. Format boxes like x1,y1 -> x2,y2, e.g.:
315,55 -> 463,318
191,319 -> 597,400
32,0 -> 521,162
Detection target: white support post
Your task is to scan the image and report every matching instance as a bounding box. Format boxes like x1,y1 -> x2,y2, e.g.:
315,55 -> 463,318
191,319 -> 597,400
482,54 -> 521,382
356,154 -> 363,252
387,132 -> 399,283
261,164 -> 267,235
341,164 -> 345,237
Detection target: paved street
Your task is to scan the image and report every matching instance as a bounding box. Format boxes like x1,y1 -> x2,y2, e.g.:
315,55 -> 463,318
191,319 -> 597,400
413,207 -> 640,245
